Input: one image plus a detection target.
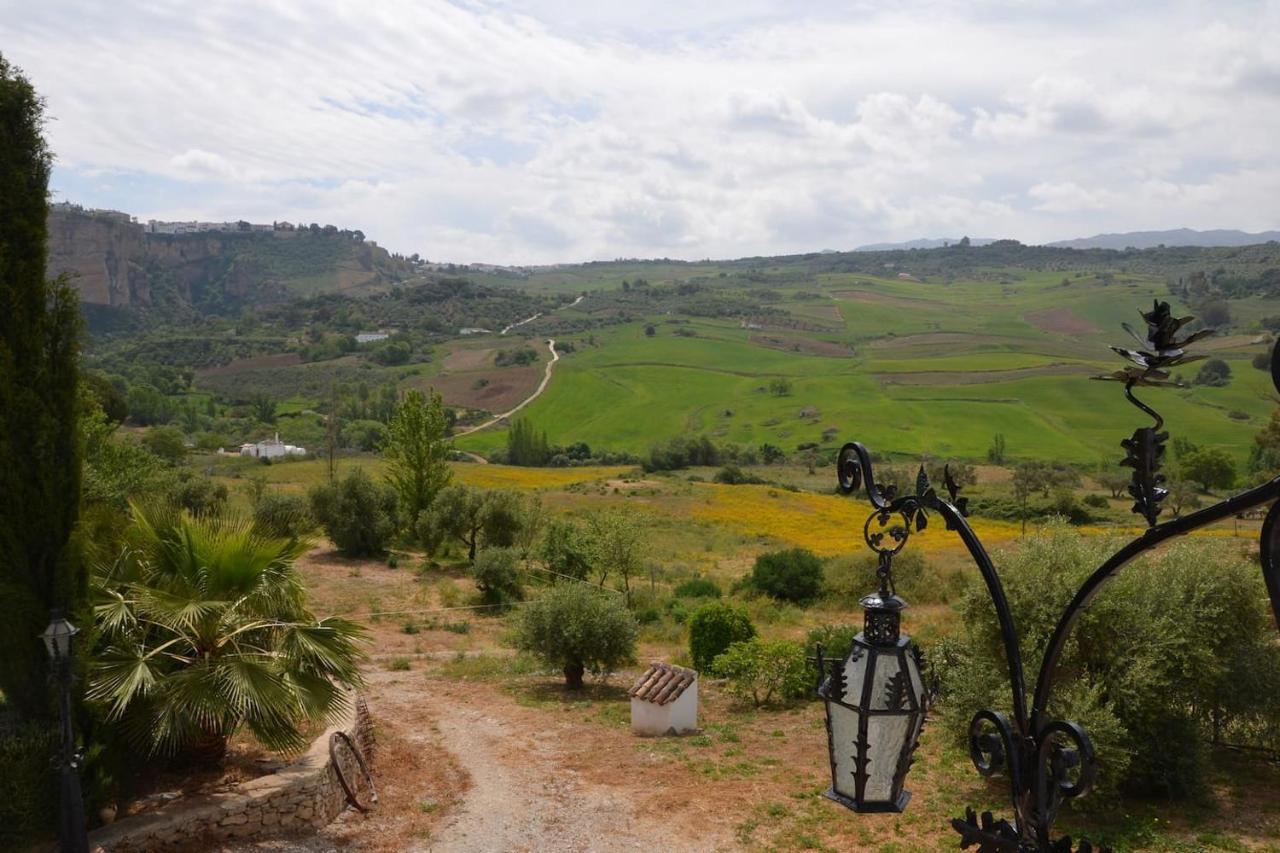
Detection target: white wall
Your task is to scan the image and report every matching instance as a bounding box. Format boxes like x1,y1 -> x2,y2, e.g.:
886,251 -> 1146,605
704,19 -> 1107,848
631,681 -> 698,736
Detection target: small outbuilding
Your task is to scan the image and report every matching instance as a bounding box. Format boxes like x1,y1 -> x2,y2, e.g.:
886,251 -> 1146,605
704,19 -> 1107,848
629,662 -> 698,736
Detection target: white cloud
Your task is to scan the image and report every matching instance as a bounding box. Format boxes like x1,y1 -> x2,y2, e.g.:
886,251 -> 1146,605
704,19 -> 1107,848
1,0 -> 1277,262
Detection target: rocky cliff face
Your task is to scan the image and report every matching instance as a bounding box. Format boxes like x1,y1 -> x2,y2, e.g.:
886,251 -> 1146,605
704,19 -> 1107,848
47,209 -> 411,314
47,210 -> 150,306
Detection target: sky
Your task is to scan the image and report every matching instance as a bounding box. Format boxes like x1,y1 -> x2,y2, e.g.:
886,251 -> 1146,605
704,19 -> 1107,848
2,0 -> 1279,264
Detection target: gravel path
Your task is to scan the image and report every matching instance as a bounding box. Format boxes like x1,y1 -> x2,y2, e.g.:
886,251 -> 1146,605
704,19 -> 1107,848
422,700 -> 663,853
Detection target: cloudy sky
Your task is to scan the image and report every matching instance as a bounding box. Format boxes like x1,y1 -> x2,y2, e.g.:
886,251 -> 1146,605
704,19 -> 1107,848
3,1 -> 1278,263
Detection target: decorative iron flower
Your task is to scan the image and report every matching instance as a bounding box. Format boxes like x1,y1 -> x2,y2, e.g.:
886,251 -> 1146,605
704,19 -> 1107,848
1092,299 -> 1214,386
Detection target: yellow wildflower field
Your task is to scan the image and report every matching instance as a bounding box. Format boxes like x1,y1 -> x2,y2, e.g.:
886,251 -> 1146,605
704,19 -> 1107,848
687,483 -> 1252,559
453,464 -> 632,490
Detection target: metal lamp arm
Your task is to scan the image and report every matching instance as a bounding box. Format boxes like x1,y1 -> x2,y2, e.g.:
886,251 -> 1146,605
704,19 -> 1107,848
1028,476 -> 1280,735
933,498 -> 1031,736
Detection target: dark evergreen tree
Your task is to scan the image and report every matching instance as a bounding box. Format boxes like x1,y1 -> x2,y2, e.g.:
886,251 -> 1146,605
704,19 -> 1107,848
0,54 -> 84,720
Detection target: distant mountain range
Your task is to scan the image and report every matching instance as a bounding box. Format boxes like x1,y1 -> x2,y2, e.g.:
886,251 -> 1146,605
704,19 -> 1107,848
856,228 -> 1280,252
854,237 -> 1000,251
1044,228 -> 1280,250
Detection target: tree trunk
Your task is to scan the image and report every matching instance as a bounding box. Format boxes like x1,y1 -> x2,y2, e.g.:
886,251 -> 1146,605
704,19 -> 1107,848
186,731 -> 228,768
563,661 -> 585,690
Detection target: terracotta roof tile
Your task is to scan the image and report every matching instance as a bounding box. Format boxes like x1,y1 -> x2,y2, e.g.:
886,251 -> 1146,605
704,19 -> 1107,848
629,662 -> 697,705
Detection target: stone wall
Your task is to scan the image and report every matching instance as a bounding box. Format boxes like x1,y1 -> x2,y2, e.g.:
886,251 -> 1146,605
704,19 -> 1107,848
88,696 -> 374,852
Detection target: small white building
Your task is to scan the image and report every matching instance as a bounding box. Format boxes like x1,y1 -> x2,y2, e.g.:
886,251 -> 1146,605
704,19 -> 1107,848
629,662 -> 698,736
240,433 -> 306,460
355,331 -> 390,344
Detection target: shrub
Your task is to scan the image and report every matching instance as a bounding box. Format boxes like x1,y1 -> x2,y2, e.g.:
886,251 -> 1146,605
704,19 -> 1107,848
940,525 -> 1280,797
805,623 -> 859,658
688,601 -> 756,671
1082,493 -> 1110,509
714,465 -> 764,485
166,475 -> 228,516
252,492 -> 313,539
825,550 -> 931,604
750,548 -> 824,603
0,722 -> 57,848
471,547 -> 524,608
1193,357 -> 1232,386
712,639 -> 810,707
89,504 -> 366,762
513,583 -> 638,688
1253,350 -> 1272,370
142,424 -> 187,463
538,519 -> 591,581
673,576 -> 721,599
309,468 -> 399,556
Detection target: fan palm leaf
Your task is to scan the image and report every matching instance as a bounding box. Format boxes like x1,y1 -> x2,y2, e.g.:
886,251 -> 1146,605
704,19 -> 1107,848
89,505 -> 366,762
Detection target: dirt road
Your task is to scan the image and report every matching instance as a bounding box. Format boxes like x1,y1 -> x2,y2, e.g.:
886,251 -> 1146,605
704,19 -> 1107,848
454,338 -> 560,439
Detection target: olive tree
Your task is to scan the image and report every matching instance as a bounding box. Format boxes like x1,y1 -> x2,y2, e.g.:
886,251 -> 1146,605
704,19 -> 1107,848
513,583 -> 637,688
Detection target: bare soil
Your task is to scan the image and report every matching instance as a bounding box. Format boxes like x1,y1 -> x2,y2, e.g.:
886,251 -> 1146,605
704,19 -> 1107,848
749,335 -> 854,358
408,365 -> 543,414
1024,307 -> 1098,335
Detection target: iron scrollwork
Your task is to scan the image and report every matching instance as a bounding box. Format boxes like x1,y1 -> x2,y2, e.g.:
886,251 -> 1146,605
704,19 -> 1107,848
833,301 -> 1280,851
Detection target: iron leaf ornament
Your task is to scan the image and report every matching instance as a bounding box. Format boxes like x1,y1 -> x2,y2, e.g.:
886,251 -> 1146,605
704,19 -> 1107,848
1092,300 -> 1214,527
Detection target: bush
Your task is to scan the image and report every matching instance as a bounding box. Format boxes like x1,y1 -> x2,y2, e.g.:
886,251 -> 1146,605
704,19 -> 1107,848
712,639 -> 810,707
714,465 -> 764,485
309,468 -> 399,556
167,475 -> 228,516
941,525 -> 1280,797
825,550 -> 932,604
750,548 -> 824,603
143,424 -> 187,464
0,722 -> 57,848
1082,493 -> 1110,509
688,601 -> 756,671
513,583 -> 638,688
252,492 -> 313,539
805,623 -> 859,658
1193,357 -> 1232,386
472,547 -> 523,608
673,576 -> 721,599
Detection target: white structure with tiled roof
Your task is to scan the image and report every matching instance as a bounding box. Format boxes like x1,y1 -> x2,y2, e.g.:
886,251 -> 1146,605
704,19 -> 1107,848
628,662 -> 698,736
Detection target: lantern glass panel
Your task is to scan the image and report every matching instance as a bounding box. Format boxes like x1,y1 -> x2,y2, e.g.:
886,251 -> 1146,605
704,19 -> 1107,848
829,704 -> 860,799
865,714 -> 911,800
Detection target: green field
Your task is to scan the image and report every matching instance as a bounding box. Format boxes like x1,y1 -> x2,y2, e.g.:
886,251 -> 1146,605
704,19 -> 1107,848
456,269 -> 1271,464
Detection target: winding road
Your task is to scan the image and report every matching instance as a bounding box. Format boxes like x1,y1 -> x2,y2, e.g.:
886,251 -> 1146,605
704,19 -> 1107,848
454,337 -> 560,440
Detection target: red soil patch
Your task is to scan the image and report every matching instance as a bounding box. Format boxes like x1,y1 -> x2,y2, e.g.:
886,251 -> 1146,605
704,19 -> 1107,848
1024,307 -> 1097,335
412,365 -> 543,413
442,346 -> 499,372
750,334 -> 854,358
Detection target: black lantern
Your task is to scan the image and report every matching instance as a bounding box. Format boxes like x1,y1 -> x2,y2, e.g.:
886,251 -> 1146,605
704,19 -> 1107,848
41,611 -> 78,662
817,511 -> 929,813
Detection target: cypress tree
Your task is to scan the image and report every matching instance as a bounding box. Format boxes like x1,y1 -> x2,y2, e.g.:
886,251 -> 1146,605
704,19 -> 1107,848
0,54 -> 84,720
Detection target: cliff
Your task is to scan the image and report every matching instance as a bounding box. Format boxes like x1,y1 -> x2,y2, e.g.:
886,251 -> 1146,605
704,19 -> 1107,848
47,208 -> 412,316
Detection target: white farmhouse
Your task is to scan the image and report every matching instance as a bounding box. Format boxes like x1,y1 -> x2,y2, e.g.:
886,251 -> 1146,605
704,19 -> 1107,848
629,662 -> 698,736
239,433 -> 307,460
355,331 -> 390,344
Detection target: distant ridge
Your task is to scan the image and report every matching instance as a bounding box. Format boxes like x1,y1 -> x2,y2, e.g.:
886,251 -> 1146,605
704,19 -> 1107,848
1045,228 -> 1280,250
854,237 -> 1000,251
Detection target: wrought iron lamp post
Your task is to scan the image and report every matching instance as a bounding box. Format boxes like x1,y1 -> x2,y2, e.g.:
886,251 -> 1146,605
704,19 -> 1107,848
819,301 -> 1280,852
41,609 -> 90,853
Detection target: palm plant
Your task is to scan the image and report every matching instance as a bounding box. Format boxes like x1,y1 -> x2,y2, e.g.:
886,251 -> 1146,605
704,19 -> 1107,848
88,503 -> 366,764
